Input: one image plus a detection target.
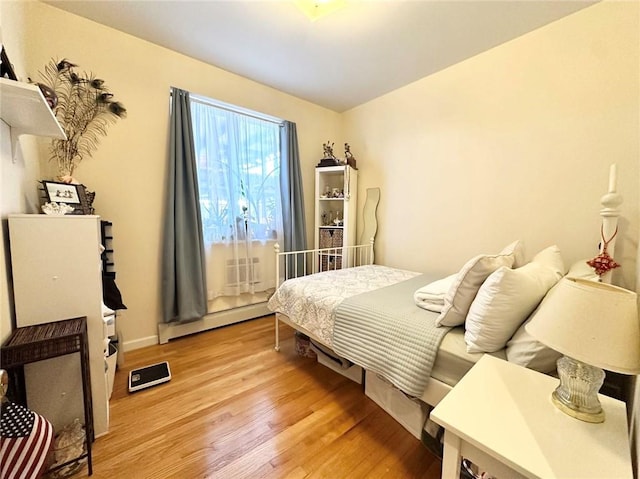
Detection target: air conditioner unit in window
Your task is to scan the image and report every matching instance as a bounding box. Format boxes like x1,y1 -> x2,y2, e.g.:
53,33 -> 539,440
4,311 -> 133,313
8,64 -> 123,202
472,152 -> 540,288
226,257 -> 261,286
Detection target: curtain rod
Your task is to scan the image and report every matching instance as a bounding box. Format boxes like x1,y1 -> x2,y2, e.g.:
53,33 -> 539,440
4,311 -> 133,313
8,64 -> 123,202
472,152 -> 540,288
186,92 -> 284,126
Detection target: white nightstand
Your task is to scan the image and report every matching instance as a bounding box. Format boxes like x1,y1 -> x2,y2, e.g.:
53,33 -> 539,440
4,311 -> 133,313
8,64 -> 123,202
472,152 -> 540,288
430,355 -> 632,479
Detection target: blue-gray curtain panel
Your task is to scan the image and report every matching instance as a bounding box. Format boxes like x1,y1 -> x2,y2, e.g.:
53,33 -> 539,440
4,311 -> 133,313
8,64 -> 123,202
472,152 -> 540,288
280,121 -> 307,274
161,87 -> 207,323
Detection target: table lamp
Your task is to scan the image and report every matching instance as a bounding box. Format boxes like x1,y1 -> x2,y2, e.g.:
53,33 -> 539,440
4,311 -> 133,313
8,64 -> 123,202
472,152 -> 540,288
525,277 -> 640,423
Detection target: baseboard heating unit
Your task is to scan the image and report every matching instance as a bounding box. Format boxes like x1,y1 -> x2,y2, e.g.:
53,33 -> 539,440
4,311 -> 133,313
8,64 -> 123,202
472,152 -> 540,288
128,361 -> 171,392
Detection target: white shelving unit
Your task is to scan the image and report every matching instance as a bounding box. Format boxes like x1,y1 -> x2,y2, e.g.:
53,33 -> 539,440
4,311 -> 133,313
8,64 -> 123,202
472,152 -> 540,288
0,77 -> 65,138
314,165 -> 358,270
8,215 -> 110,437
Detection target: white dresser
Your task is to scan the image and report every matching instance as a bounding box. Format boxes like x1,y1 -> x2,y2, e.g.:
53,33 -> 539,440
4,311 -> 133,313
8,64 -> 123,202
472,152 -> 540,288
8,214 -> 110,436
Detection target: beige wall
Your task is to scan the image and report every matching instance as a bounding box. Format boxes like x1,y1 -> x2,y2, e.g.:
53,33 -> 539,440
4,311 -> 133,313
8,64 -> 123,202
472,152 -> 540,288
2,1 -> 341,349
342,4 -> 639,472
0,1 -> 45,343
343,1 -> 639,291
634,176 -> 640,476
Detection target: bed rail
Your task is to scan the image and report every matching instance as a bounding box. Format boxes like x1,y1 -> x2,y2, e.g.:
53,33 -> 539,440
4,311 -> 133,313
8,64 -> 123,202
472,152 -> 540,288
274,238 -> 375,287
272,239 -> 374,351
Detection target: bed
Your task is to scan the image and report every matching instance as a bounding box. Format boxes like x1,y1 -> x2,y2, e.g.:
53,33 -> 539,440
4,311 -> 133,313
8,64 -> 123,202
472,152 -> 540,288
268,240 -> 605,408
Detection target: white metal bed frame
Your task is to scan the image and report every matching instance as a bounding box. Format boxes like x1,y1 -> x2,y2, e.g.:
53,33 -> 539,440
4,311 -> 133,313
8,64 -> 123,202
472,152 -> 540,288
272,240 -> 375,352
271,238 -> 454,406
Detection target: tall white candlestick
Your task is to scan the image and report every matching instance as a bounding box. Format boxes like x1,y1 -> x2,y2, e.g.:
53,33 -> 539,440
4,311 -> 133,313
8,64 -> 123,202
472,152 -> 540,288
609,163 -> 617,193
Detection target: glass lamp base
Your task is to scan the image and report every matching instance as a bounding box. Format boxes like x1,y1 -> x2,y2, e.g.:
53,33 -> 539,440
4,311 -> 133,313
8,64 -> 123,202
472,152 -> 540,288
552,356 -> 606,423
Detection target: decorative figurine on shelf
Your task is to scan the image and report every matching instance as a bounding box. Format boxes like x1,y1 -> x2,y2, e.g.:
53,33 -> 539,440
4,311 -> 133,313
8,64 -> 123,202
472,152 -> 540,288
344,143 -> 357,169
33,82 -> 58,109
42,201 -> 75,215
323,141 -> 336,159
317,141 -> 340,167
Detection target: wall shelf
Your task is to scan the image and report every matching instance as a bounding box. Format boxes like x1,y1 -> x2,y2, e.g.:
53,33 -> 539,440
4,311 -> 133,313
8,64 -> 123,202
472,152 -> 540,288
0,77 -> 66,139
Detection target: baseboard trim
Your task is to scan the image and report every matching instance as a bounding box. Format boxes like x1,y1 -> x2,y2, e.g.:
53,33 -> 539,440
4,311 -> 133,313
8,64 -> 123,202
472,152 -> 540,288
122,335 -> 158,352
157,302 -> 270,344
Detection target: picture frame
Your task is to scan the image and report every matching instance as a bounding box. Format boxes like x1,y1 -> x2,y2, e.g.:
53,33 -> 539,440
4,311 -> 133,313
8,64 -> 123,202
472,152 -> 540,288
1,45 -> 18,80
41,181 -> 94,215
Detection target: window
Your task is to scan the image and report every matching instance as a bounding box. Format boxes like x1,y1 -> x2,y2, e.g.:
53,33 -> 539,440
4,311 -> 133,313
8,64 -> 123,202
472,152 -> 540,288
190,98 -> 283,245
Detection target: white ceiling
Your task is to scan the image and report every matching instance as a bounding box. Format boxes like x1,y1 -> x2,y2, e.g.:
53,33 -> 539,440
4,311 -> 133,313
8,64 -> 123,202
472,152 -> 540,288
44,0 -> 597,112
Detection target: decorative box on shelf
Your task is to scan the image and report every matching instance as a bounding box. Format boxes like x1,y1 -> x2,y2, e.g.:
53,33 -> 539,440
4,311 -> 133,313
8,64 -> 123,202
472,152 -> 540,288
320,254 -> 342,271
319,228 -> 343,249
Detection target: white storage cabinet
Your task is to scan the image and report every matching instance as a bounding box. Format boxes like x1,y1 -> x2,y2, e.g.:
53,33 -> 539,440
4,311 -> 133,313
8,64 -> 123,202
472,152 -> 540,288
8,214 -> 110,436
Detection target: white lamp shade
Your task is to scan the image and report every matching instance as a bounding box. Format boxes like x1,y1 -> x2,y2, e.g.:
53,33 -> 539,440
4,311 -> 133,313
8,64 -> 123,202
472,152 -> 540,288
525,277 -> 640,374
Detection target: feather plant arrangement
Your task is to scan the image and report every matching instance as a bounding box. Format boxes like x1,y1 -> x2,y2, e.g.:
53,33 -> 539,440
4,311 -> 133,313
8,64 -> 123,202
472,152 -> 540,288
38,58 -> 126,179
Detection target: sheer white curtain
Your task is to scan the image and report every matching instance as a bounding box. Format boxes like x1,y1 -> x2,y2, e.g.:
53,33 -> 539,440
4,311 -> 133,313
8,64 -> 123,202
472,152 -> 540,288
190,99 -> 283,309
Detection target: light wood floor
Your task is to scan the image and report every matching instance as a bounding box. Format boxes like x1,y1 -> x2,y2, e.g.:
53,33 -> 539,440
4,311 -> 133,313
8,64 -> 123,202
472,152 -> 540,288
73,315 -> 442,478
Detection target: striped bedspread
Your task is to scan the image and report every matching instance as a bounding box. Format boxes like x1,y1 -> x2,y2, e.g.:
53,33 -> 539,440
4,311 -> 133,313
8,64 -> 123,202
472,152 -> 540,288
333,274 -> 451,397
268,265 -> 421,347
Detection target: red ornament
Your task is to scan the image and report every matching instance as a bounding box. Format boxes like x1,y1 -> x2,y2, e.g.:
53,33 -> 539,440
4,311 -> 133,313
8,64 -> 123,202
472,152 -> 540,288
586,251 -> 620,276
587,226 -> 620,276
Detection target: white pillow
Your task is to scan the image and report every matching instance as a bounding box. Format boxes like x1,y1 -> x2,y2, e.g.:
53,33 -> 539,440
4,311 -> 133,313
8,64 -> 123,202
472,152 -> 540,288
506,257 -> 597,372
435,241 -> 521,327
506,313 -> 562,373
500,239 -> 523,256
529,244 -> 566,278
505,240 -> 526,268
464,245 -> 564,353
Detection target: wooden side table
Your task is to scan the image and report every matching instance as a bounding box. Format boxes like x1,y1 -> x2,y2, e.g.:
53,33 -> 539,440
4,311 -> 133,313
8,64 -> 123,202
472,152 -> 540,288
430,355 -> 632,479
1,317 -> 93,476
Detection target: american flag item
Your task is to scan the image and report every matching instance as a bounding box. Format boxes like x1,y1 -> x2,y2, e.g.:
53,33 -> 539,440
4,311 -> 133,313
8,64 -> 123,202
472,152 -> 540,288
1,401 -> 53,479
